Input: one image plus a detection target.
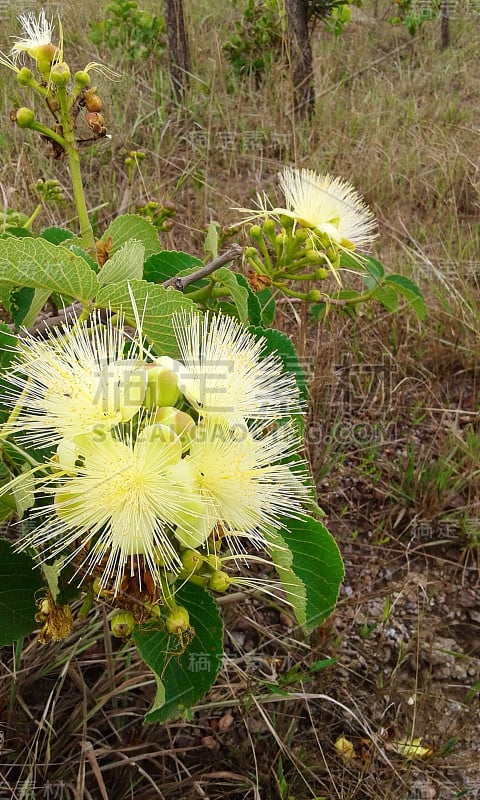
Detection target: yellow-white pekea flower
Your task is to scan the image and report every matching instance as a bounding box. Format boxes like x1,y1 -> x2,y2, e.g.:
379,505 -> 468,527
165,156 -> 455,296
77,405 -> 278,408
181,417 -> 309,548
20,424 -> 208,595
5,310 -> 147,449
241,167 -> 377,250
172,311 -> 302,426
11,10 -> 55,62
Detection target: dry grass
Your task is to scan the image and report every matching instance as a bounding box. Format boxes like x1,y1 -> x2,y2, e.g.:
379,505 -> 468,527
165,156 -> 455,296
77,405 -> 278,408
0,1 -> 479,798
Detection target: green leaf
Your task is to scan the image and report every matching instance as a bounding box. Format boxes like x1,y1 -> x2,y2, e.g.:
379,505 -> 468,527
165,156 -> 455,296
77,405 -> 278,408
11,287 -> 52,329
10,286 -> 35,328
371,284 -> 399,313
363,256 -> 385,283
134,582 -> 223,723
0,461 -> 16,523
0,237 -> 98,304
0,227 -> 33,239
248,326 -> 308,404
214,268 -> 249,323
385,274 -> 427,320
270,532 -> 307,625
41,227 -> 75,245
66,245 -> 99,273
204,222 -> 219,260
0,538 -> 45,646
95,279 -> 197,356
143,251 -> 202,284
257,285 -> 275,326
274,516 -> 344,632
98,239 -> 145,286
101,214 -> 162,257
12,466 -> 35,518
234,273 -> 262,325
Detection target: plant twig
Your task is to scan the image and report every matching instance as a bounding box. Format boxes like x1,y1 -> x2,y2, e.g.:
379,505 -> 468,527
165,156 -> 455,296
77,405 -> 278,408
162,244 -> 243,291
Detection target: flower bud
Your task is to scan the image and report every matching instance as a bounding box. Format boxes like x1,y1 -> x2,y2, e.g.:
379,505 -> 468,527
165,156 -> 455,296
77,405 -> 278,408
111,611 -> 135,638
315,267 -> 329,280
205,553 -> 222,571
153,407 -> 195,449
165,605 -> 190,634
279,214 -> 294,229
294,228 -> 308,243
36,43 -> 57,77
208,570 -> 231,593
181,548 -> 202,573
17,67 -> 33,86
249,225 -> 263,241
50,63 -> 71,86
15,107 -> 35,128
144,363 -> 179,409
74,70 -> 91,87
306,289 -> 322,302
262,219 -> 276,236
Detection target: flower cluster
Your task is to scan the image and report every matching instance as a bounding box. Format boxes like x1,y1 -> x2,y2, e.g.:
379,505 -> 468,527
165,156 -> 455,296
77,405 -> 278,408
237,167 -> 378,301
4,310 -> 309,604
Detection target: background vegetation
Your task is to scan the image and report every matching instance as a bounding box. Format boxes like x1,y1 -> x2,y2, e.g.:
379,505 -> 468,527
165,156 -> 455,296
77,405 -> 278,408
0,1 -> 478,797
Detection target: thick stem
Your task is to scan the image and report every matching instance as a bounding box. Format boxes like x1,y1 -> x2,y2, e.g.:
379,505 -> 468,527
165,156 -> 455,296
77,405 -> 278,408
55,85 -> 97,256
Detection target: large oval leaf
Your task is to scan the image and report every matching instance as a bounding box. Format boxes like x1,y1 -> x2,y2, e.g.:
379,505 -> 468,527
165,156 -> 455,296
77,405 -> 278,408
133,582 -> 223,723
0,538 -> 44,646
95,279 -> 197,356
272,516 -> 344,632
0,237 -> 98,304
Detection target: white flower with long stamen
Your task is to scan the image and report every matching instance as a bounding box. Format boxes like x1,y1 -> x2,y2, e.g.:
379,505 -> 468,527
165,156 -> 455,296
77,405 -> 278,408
18,424 -> 208,595
11,10 -> 55,62
238,167 -> 377,251
182,417 -> 309,548
4,309 -> 147,450
172,311 -> 302,426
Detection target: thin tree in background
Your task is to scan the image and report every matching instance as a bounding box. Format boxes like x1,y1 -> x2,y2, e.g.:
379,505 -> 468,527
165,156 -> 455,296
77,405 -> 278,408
440,0 -> 449,49
164,0 -> 191,101
284,0 -> 315,119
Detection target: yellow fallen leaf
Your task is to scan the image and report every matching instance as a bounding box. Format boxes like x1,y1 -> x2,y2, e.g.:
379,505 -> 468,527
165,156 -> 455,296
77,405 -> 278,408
390,737 -> 433,759
334,735 -> 355,762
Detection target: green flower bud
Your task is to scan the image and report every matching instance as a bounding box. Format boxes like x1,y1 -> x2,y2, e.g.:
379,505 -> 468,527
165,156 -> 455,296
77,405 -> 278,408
111,611 -> 135,638
50,63 -> 71,86
279,214 -> 294,229
249,224 -> 263,240
181,548 -> 203,573
306,289 -> 322,302
145,602 -> 162,620
36,44 -> 57,77
245,246 -> 260,259
145,363 -> 179,409
15,107 -> 35,128
74,70 -> 91,87
165,605 -> 190,634
17,67 -> 33,86
315,268 -> 329,280
208,570 -> 231,593
153,407 -> 196,449
262,219 -> 276,236
205,553 -> 222,571
294,228 -> 308,243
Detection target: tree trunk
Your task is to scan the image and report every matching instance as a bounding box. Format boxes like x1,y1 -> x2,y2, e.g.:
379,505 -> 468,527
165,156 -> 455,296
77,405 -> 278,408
284,0 -> 315,120
440,0 -> 449,49
164,0 -> 190,102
